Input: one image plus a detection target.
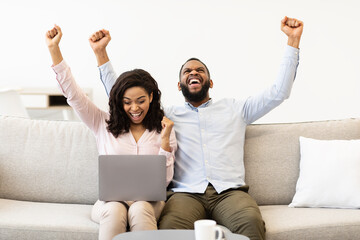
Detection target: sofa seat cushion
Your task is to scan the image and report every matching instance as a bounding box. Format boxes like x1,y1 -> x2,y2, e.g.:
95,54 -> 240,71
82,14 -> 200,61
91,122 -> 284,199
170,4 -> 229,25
0,198 -> 98,240
260,205 -> 360,240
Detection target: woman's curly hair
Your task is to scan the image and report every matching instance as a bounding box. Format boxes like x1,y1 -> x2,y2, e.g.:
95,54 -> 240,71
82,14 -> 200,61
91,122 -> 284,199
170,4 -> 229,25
106,69 -> 164,138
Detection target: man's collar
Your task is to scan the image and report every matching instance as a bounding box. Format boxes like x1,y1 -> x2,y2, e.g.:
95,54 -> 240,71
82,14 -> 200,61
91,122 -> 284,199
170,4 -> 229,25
185,99 -> 212,111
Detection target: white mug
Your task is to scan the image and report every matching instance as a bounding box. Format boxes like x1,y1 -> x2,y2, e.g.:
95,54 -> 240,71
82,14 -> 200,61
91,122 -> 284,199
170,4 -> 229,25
194,219 -> 224,240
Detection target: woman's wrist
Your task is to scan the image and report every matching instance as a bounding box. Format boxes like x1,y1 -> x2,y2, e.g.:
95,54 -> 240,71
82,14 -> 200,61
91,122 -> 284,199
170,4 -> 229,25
161,138 -> 171,152
47,45 -> 63,66
47,43 -> 60,50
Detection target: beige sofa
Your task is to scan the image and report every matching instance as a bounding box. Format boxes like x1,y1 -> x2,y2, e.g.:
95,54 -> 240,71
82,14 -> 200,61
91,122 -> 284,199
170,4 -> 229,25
0,115 -> 359,240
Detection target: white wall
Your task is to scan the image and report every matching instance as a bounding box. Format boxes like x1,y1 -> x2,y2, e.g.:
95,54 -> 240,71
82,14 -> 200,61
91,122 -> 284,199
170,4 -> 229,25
1,0 -> 359,123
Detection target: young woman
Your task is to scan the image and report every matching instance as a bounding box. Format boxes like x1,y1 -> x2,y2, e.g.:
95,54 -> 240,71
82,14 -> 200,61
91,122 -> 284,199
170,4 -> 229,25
46,25 -> 177,240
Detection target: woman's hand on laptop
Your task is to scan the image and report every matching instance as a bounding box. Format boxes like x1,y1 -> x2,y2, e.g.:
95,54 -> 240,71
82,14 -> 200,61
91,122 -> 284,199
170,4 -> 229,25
161,116 -> 174,152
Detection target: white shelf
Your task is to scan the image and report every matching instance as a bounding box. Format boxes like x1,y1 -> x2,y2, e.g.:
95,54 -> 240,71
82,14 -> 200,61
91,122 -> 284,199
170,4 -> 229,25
18,88 -> 93,121
18,87 -> 92,109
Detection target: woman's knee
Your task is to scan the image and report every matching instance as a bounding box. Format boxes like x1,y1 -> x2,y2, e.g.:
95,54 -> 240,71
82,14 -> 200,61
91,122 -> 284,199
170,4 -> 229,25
128,201 -> 158,230
101,201 -> 128,224
128,201 -> 154,219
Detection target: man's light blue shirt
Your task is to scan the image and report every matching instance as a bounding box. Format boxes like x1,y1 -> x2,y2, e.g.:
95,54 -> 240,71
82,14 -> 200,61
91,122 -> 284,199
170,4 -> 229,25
99,45 -> 299,194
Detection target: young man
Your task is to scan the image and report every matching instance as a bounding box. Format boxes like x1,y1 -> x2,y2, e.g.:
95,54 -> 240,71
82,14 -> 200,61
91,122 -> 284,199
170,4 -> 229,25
89,16 -> 303,240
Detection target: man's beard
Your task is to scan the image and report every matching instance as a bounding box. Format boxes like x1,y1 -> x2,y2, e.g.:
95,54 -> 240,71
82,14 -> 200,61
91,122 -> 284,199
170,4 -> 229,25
179,80 -> 210,103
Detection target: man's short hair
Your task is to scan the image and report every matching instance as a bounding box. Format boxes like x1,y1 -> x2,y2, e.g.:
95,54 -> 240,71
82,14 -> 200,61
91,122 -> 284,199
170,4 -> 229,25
179,58 -> 211,81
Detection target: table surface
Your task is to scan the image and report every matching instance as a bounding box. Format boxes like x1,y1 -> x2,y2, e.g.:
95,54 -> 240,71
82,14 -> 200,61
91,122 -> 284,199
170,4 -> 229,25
113,229 -> 249,240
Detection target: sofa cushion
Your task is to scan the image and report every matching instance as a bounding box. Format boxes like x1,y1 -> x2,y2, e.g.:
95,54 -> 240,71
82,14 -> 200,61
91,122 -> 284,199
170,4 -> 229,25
0,116 -> 99,204
260,205 -> 360,240
0,198 -> 98,240
290,137 -> 360,208
244,118 -> 360,205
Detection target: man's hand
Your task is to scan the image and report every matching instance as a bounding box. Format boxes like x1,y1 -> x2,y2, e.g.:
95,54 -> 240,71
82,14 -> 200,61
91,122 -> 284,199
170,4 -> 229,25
89,29 -> 111,66
281,16 -> 303,48
89,29 -> 111,54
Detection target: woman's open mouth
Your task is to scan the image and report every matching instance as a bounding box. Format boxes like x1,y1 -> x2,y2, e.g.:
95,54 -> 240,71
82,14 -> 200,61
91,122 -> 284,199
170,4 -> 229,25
129,111 -> 143,121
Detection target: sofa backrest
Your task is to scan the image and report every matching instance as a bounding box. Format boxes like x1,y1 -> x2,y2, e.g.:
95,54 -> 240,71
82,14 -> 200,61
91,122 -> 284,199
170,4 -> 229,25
244,118 -> 360,206
0,115 -> 98,204
1,116 -> 360,206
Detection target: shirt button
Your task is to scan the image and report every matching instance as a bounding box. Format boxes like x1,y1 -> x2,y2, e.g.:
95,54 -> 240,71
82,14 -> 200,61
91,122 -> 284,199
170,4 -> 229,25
203,144 -> 206,148
207,177 -> 211,181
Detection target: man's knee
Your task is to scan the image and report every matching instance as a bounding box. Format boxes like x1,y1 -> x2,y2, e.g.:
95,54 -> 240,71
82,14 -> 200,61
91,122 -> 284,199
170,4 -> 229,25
213,190 -> 265,240
224,207 -> 265,240
231,207 -> 264,230
159,193 -> 206,229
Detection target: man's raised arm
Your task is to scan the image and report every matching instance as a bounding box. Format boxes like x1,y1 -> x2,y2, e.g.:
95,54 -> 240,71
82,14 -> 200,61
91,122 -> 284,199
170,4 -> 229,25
242,16 -> 303,124
89,29 -> 117,96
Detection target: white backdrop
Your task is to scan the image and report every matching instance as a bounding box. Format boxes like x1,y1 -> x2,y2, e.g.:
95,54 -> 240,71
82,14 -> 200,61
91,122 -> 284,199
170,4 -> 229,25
1,0 -> 359,123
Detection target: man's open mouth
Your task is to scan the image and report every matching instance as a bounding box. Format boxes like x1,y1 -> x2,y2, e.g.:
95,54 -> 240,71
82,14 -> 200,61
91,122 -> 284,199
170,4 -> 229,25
188,78 -> 201,86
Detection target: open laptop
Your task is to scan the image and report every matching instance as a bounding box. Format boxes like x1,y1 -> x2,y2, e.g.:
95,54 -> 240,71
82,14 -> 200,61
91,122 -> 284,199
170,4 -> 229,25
99,155 -> 167,201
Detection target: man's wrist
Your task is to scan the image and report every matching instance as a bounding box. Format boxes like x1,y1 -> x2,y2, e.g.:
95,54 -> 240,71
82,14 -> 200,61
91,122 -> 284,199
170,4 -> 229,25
287,37 -> 300,49
95,50 -> 110,66
93,47 -> 107,55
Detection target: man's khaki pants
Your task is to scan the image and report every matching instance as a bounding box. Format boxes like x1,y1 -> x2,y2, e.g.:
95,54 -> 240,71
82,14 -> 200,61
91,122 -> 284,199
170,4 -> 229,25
159,184 -> 265,240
